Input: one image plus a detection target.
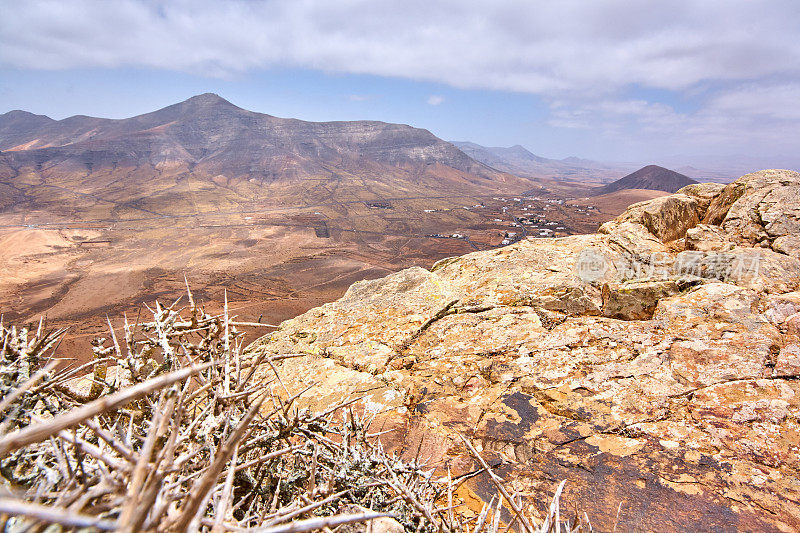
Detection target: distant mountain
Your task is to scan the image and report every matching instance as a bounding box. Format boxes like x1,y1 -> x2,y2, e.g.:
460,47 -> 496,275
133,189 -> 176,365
451,142 -> 550,173
598,165 -> 697,194
451,141 -> 635,182
0,94 -> 503,184
0,110 -> 56,148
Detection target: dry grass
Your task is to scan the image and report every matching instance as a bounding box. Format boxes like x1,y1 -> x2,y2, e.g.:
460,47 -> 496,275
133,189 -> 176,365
0,287 -> 590,532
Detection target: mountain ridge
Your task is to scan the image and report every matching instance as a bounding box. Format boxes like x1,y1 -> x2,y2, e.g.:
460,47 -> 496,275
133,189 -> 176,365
0,93 -> 502,185
451,140 -> 637,181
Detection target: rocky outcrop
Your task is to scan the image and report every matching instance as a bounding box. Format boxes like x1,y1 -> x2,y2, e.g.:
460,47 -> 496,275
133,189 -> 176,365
699,169 -> 800,257
599,193 -> 700,242
251,169 -> 800,531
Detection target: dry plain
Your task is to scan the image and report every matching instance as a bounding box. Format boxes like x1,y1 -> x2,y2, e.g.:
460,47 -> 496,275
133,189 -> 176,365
0,168 -> 664,363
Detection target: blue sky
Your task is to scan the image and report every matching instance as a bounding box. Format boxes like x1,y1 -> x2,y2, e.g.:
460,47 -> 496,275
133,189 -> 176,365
1,0 -> 799,164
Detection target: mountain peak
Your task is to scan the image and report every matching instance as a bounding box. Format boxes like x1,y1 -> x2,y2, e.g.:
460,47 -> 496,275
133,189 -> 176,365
1,109 -> 49,119
0,94 -> 499,181
0,110 -> 55,137
178,93 -> 240,110
599,164 -> 697,194
0,109 -> 55,122
185,92 -> 231,104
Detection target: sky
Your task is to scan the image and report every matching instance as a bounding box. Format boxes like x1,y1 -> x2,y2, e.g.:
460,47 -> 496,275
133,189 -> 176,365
1,0 -> 799,164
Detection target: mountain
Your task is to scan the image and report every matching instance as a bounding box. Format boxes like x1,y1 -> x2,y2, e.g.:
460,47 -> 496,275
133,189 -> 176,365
254,169 -> 800,531
598,164 -> 697,194
0,93 -> 502,185
0,94 -> 544,363
451,140 -> 636,182
451,142 -> 550,174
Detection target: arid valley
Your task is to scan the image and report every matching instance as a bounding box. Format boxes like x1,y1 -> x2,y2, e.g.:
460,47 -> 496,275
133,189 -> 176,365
0,95 -> 668,361
3,3 -> 799,529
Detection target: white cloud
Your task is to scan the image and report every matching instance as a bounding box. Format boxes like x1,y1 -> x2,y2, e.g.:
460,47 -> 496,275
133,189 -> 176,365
426,95 -> 444,106
546,83 -> 800,158
1,0 -> 799,157
2,0 -> 798,97
348,94 -> 372,102
705,83 -> 800,121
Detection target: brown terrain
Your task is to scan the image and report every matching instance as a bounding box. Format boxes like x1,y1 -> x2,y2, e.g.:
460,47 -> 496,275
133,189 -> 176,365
5,93 -> 798,530
0,94 -> 650,361
252,169 -> 800,531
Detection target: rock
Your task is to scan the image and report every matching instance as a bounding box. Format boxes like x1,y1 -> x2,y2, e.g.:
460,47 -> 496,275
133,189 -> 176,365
676,182 -> 726,218
774,344 -> 800,377
787,313 -> 800,337
653,282 -> 759,320
430,234 -> 609,314
256,266 -> 458,355
718,169 -> 800,246
673,248 -> 800,293
762,292 -> 800,325
600,221 -> 669,256
773,234 -> 800,257
601,280 -> 681,320
250,170 -> 800,532
600,194 -> 700,242
684,224 -> 734,252
326,341 -> 395,374
266,354 -> 407,419
653,283 -> 781,386
703,180 -> 746,224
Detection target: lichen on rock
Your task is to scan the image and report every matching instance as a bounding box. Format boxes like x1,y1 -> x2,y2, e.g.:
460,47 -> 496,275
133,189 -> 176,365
253,169 -> 800,531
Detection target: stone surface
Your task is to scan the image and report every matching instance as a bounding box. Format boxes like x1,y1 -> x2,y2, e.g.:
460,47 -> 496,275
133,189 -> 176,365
763,292 -> 800,326
600,194 -> 700,242
250,169 -> 800,532
677,182 -> 726,218
773,234 -> 800,258
602,280 -> 681,320
714,169 -> 800,248
703,180 -> 746,225
673,248 -> 800,294
787,313 -> 800,337
684,224 -> 734,252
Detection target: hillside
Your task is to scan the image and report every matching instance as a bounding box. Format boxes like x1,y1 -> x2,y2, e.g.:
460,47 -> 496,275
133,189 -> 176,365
250,169 -> 800,530
0,93 -> 500,183
4,168 -> 799,530
598,164 -> 697,194
0,95 -> 551,362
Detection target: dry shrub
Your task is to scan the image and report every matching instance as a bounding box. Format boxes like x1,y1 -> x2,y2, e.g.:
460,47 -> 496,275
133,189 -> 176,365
0,288 -> 589,532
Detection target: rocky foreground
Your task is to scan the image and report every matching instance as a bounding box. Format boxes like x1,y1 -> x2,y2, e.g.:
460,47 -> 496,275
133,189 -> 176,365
252,169 -> 800,531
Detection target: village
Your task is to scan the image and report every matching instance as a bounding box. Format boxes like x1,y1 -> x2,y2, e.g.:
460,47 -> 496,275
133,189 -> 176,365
423,193 -> 603,249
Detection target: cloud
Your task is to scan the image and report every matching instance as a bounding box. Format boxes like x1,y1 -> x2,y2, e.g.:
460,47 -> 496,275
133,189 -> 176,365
705,83 -> 800,121
2,0 -> 797,96
348,94 -> 372,102
1,0 -> 798,157
426,95 -> 444,106
546,82 -> 800,157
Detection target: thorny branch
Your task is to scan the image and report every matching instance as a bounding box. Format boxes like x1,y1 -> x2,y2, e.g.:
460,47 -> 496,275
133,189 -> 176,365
0,289 -> 588,532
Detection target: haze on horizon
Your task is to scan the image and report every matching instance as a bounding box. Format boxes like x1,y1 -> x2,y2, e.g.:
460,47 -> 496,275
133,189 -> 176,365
1,0 -> 798,167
